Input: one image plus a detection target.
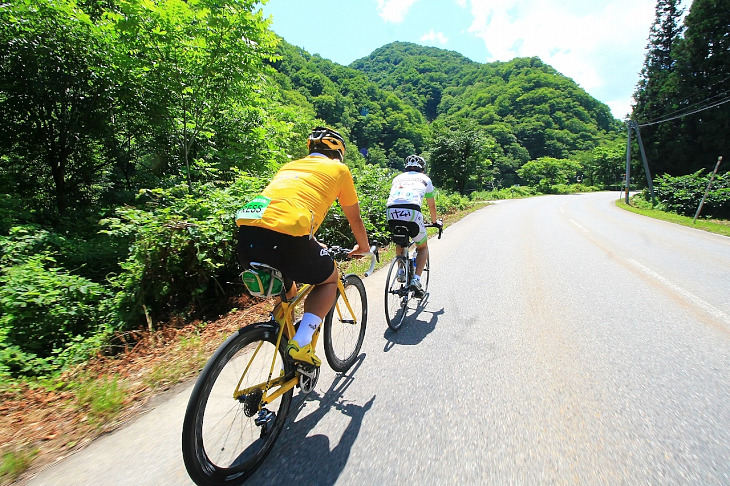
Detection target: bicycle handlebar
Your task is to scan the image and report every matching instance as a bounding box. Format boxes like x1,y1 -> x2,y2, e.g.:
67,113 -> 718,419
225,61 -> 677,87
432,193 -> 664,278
326,244 -> 380,277
426,220 -> 444,239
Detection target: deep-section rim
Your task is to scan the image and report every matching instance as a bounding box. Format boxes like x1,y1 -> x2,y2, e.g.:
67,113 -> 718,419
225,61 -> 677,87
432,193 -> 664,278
181,323 -> 294,485
385,256 -> 408,331
324,274 -> 367,372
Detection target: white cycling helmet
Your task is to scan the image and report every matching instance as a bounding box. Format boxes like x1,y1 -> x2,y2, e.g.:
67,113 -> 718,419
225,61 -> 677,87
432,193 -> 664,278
404,154 -> 426,172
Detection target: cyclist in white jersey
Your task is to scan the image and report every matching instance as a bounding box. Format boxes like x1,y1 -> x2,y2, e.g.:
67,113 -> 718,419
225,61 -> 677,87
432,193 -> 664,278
386,155 -> 442,297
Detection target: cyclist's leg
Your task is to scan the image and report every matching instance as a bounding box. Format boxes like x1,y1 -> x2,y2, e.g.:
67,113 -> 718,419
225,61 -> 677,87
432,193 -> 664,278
301,267 -> 338,318
280,238 -> 337,365
412,211 -> 429,277
414,241 -> 429,276
287,272 -> 336,366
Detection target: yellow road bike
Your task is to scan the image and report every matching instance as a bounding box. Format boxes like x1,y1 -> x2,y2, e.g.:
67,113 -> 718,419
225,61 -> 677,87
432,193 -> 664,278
181,245 -> 378,485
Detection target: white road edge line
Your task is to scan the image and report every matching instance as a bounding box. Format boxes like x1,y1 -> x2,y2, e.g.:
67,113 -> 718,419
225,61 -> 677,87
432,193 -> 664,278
626,258 -> 730,325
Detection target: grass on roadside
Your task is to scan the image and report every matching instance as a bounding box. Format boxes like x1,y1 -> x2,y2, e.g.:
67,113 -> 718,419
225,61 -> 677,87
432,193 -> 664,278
73,375 -> 128,427
142,332 -> 209,389
1,447 -> 38,486
616,199 -> 730,237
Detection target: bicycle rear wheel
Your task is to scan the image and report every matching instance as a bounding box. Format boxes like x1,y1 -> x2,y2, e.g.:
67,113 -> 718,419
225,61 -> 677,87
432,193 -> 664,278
384,256 -> 408,331
324,274 -> 367,372
182,323 -> 294,485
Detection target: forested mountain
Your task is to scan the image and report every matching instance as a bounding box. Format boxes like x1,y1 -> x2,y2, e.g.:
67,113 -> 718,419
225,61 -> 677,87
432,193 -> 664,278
350,42 -> 477,121
271,40 -> 622,186
269,40 -> 429,168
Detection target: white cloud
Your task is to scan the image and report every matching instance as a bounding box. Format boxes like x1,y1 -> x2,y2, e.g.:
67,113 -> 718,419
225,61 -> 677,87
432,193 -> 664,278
606,98 -> 634,121
376,0 -> 422,23
421,29 -> 449,44
460,0 -> 658,118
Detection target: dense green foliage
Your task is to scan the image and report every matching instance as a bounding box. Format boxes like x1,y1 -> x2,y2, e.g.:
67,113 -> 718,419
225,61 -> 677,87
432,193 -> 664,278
632,0 -> 730,176
651,171 -> 730,218
3,0 -> 724,379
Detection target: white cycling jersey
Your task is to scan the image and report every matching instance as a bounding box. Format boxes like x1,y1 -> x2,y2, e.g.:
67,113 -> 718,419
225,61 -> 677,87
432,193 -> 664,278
386,171 -> 435,245
386,171 -> 435,207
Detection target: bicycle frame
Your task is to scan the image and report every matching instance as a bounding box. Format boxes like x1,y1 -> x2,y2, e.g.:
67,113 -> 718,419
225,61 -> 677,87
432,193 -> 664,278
390,222 -> 442,286
232,262 -> 358,407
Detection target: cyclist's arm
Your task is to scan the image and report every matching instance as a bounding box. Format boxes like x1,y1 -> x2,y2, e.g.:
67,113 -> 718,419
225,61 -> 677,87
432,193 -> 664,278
426,197 -> 438,224
341,202 -> 370,256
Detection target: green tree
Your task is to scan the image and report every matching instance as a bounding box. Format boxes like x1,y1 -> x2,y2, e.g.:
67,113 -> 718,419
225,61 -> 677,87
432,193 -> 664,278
430,123 -> 496,194
517,157 -> 582,192
113,0 -> 278,191
631,0 -> 685,175
584,140 -> 626,187
669,0 -> 730,172
0,0 -> 117,214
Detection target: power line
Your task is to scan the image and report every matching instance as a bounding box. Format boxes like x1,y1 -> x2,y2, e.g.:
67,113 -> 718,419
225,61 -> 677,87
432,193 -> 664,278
638,95 -> 730,126
635,75 -> 730,125
640,87 -> 730,123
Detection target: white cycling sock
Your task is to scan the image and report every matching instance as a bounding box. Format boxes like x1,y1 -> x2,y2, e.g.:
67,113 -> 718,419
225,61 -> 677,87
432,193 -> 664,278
412,274 -> 421,282
292,312 -> 321,346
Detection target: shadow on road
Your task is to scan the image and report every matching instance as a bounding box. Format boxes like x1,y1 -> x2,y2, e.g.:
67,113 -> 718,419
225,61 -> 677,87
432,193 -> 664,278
382,304 -> 444,350
246,354 -> 375,485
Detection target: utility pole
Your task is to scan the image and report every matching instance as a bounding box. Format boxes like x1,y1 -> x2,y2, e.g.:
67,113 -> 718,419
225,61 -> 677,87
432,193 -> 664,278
624,122 -> 632,204
693,155 -> 723,223
625,120 -> 656,205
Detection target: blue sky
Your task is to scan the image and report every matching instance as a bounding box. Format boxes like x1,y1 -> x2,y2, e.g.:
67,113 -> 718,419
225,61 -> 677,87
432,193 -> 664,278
261,0 -> 689,120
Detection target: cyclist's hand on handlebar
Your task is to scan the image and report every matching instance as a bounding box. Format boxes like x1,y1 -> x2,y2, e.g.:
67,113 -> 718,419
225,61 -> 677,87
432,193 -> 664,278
433,219 -> 443,229
348,244 -> 366,258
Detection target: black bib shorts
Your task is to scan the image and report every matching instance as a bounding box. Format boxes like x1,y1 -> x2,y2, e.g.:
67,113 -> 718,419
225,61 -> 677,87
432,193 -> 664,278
237,226 -> 335,287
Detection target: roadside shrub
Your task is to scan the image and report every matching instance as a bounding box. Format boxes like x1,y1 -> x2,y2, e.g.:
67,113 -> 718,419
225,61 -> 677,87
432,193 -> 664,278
435,191 -> 469,213
470,185 -> 538,200
552,183 -> 600,194
653,171 -> 730,219
101,176 -> 266,329
0,255 -> 111,377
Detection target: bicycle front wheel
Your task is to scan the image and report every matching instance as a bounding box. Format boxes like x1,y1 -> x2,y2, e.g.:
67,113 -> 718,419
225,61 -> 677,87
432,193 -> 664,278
182,323 -> 294,485
324,274 -> 367,372
384,256 -> 408,331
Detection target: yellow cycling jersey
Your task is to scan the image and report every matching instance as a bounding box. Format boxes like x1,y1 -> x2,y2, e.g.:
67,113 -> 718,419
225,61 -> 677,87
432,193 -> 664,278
236,155 -> 359,237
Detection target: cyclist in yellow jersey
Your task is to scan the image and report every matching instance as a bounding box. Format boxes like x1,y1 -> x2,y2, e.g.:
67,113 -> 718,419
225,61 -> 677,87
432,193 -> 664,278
236,127 -> 370,366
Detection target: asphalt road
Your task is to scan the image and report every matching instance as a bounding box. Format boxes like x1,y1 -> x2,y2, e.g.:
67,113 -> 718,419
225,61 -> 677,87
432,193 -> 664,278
26,192 -> 730,485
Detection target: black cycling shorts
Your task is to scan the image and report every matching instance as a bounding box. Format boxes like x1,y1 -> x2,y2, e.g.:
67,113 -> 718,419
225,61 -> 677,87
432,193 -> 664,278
237,226 -> 335,286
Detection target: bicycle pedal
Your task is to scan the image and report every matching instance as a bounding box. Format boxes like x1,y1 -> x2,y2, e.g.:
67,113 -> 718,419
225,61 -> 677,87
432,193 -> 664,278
297,365 -> 320,393
254,409 -> 275,427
